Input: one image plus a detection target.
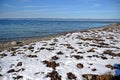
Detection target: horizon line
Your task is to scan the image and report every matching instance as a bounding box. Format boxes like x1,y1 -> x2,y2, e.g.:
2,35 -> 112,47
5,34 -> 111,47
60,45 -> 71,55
0,17 -> 120,20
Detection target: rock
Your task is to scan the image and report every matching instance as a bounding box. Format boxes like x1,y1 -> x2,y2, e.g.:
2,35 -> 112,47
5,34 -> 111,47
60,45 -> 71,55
107,36 -> 114,39
28,46 -> 34,50
19,68 -> 25,71
34,50 -> 40,53
111,23 -> 119,27
87,48 -> 95,52
67,72 -> 76,79
13,75 -> 23,79
53,38 -> 58,42
35,72 -> 40,75
0,53 -> 7,58
76,63 -> 84,69
16,41 -> 23,46
87,56 -> 92,58
42,44 -> 47,46
103,50 -> 120,57
17,62 -> 22,66
57,51 -> 63,55
77,51 -> 84,54
103,50 -> 116,57
46,47 -> 55,51
114,76 -> 120,80
72,55 -> 83,59
97,73 -> 114,80
42,60 -> 59,69
91,68 -> 97,71
21,68 -> 25,71
27,55 -> 37,58
105,64 -> 114,70
83,73 -> 118,80
81,38 -> 93,41
101,56 -> 108,60
7,69 -> 15,73
11,51 -> 16,56
46,70 -> 61,80
0,74 -> 3,76
93,55 -> 99,58
82,74 -> 98,80
66,44 -> 74,49
51,56 -> 59,60
49,43 -> 56,46
40,47 -> 45,50
98,42 -> 109,46
10,47 -> 18,51
89,63 -> 93,65
16,68 -> 25,72
18,52 -> 24,54
11,41 -> 17,46
117,53 -> 120,57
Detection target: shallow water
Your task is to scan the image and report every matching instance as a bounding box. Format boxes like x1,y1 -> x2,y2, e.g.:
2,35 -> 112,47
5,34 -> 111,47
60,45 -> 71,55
0,19 -> 116,42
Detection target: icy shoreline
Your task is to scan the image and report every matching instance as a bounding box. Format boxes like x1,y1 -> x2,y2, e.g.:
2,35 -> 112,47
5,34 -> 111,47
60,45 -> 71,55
0,23 -> 120,80
0,23 -> 111,51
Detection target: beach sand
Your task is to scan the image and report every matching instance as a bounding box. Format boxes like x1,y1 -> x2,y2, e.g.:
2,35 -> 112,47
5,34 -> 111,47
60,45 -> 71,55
0,34 -> 63,51
0,23 -> 120,80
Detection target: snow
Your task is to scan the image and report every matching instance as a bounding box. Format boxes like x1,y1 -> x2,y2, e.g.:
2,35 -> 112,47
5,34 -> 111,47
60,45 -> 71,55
0,26 -> 120,80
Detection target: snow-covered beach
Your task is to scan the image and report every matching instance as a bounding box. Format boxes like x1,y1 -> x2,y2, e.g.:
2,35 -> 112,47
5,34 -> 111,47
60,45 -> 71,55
0,23 -> 120,80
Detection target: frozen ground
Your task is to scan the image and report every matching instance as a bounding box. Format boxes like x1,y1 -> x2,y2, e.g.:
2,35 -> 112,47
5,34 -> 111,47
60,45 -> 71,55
0,24 -> 120,80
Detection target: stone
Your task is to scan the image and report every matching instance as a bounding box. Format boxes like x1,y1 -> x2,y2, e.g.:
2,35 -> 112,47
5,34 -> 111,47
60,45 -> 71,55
72,55 -> 83,59
82,74 -> 98,80
57,51 -> 63,55
51,56 -> 59,60
67,72 -> 76,79
87,48 -> 95,52
91,68 -> 97,71
101,56 -> 108,60
42,60 -> 59,69
13,75 -> 23,79
77,63 -> 84,69
11,41 -> 17,46
0,53 -> 7,58
105,64 -> 114,70
27,55 -> 37,58
46,70 -> 61,80
7,69 -> 15,73
17,62 -> 22,66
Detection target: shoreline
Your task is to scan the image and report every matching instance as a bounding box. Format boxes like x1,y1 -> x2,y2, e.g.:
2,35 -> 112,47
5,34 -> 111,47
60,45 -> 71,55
0,23 -> 119,51
0,22 -> 120,80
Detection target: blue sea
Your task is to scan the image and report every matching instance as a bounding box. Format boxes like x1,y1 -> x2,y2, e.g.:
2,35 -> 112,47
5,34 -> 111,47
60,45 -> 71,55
0,18 -> 119,42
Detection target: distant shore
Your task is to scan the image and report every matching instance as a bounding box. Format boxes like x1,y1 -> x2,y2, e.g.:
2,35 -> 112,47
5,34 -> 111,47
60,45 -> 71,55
0,23 -> 119,51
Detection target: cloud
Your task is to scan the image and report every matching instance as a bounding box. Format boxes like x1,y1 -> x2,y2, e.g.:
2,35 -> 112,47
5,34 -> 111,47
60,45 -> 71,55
94,3 -> 101,7
17,0 -> 32,1
0,9 -> 120,19
1,4 -> 15,7
23,5 -> 47,8
92,3 -> 101,7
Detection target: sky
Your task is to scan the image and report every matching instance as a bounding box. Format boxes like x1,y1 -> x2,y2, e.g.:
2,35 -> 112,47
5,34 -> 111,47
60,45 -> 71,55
0,0 -> 120,19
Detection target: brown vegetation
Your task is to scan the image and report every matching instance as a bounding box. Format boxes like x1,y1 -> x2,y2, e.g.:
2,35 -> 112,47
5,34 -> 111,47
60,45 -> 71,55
105,64 -> 114,70
47,70 -> 61,80
76,63 -> 84,69
71,55 -> 83,59
51,56 -> 59,60
67,72 -> 76,79
27,54 -> 37,58
42,60 -> 59,69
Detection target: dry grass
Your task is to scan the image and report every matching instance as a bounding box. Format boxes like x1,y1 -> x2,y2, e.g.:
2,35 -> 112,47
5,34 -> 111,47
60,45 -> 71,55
82,73 -> 119,80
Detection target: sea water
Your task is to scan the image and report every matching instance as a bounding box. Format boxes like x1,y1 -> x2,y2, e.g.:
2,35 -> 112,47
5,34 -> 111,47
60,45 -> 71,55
0,18 -> 118,42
